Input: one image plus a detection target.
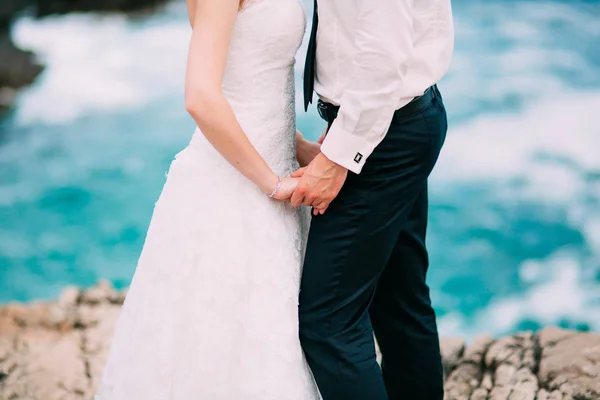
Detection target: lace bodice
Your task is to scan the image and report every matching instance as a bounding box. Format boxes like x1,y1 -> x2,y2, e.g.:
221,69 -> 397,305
94,2 -> 320,399
212,0 -> 307,170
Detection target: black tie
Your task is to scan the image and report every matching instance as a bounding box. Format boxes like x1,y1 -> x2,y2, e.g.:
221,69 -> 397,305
303,0 -> 318,111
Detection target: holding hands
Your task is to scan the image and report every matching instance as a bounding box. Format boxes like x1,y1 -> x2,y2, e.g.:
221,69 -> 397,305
269,130 -> 321,202
290,153 -> 347,215
271,177 -> 301,202
272,129 -> 348,216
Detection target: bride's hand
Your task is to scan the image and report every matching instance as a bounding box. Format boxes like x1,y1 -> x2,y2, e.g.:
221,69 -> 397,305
272,177 -> 300,202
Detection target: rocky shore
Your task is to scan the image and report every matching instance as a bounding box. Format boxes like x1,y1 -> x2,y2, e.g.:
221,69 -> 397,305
1,281 -> 599,399
0,0 -> 168,115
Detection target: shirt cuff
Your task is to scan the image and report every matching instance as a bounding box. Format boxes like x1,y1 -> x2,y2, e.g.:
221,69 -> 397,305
320,121 -> 374,174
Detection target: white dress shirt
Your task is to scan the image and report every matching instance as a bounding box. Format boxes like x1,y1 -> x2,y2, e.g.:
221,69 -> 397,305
315,0 -> 455,174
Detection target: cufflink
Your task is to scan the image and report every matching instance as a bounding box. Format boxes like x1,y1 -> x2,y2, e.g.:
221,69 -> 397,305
354,153 -> 363,163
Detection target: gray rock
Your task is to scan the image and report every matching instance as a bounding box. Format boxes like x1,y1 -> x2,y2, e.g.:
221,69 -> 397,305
80,280 -> 118,306
0,0 -> 31,32
440,337 -> 465,377
59,286 -> 81,307
444,334 -> 494,400
1,284 -> 600,399
484,331 -> 538,400
47,285 -> 82,329
537,326 -> 600,400
0,34 -> 43,113
470,387 -> 489,400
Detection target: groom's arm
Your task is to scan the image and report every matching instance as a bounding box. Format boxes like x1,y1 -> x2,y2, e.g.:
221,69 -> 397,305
320,0 -> 414,174
291,1 -> 415,211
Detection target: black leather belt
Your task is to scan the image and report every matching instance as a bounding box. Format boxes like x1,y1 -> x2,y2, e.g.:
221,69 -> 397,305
317,85 -> 438,124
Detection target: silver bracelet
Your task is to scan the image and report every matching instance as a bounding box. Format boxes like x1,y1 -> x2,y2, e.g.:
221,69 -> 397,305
268,176 -> 282,198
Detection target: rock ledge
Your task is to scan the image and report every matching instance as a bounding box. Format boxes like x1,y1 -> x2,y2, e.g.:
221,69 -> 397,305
1,281 -> 599,399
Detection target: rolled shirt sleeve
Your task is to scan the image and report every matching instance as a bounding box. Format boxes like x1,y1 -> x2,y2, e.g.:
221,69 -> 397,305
320,1 -> 415,174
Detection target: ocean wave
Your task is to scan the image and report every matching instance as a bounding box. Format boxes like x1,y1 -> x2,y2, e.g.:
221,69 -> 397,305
2,0 -> 600,337
11,8 -> 190,125
432,91 -> 600,337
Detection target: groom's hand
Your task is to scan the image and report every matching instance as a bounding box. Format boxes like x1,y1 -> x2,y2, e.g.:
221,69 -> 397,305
290,153 -> 348,214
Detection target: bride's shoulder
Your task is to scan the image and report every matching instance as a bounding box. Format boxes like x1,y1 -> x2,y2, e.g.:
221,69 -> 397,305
186,0 -> 245,28
186,0 -> 195,27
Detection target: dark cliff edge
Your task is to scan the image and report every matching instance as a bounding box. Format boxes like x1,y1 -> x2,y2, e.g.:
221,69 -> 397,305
1,280 -> 599,399
0,0 -> 42,114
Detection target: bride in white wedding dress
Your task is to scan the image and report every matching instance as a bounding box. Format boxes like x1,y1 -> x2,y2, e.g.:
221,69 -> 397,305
95,0 -> 321,398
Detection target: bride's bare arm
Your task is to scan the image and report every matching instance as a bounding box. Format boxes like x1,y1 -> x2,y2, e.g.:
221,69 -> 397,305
186,0 -> 196,28
185,0 -> 291,197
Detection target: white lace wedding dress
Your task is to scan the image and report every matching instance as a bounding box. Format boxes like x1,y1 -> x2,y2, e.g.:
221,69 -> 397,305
95,1 -> 320,398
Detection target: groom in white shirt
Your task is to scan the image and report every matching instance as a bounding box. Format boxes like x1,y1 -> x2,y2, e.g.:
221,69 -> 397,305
293,1 -> 454,399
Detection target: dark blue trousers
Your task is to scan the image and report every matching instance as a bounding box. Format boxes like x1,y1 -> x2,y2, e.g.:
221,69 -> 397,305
299,86 -> 447,400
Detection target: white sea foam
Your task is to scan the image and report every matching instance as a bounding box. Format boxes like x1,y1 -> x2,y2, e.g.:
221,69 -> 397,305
11,7 -> 190,125
439,250 -> 600,338
435,92 -> 600,337
12,1 -> 316,126
5,0 -> 600,334
433,92 -> 600,185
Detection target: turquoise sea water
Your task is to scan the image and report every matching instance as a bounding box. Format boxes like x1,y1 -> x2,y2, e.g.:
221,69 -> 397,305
1,0 -> 599,339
